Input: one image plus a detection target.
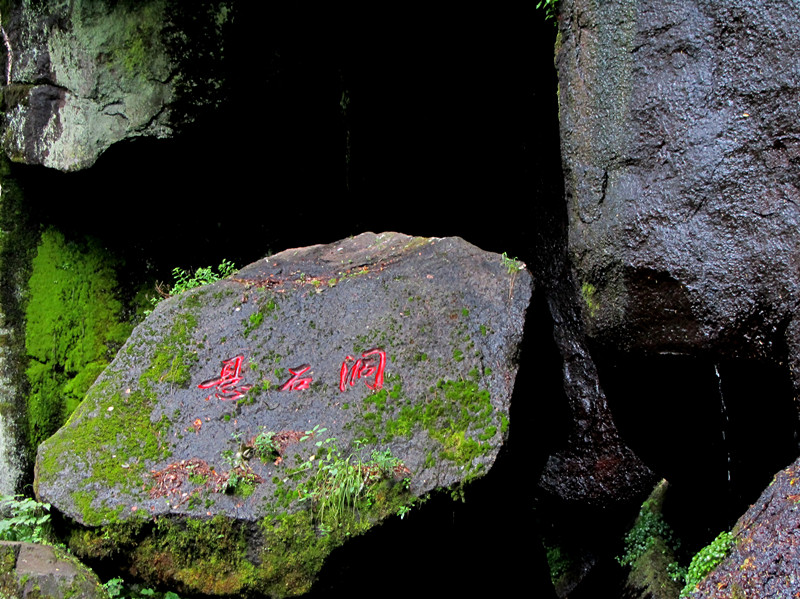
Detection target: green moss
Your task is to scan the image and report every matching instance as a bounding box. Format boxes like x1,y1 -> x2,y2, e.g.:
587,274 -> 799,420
351,377 -> 497,479
36,381 -> 169,523
108,1 -> 166,78
581,281 -> 599,318
680,531 -> 734,597
130,515 -> 256,596
25,228 -> 133,449
257,511 -> 335,597
244,311 -> 264,337
141,309 -> 198,388
545,542 -> 578,588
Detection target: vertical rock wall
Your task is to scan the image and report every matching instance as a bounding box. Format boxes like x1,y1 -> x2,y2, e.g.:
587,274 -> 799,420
0,158 -> 36,495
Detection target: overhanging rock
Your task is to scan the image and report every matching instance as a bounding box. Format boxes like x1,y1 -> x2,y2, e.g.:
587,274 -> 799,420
2,0 -> 233,172
34,232 -> 532,597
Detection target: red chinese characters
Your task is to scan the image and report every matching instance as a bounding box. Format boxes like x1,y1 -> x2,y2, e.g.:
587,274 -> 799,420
280,364 -> 313,391
339,348 -> 386,392
198,355 -> 252,401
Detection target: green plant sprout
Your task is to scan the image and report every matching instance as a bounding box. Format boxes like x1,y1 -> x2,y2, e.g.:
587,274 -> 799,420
501,252 -> 525,274
253,429 -> 280,462
104,577 -> 181,599
291,436 -> 409,530
617,496 -> 685,583
170,259 -> 237,295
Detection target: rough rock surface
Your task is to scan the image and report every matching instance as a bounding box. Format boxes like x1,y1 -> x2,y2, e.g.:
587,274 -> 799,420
538,271 -> 657,507
0,158 -> 35,496
1,0 -> 233,171
0,541 -> 107,599
34,232 -> 532,596
557,0 -> 800,376
685,455 -> 800,598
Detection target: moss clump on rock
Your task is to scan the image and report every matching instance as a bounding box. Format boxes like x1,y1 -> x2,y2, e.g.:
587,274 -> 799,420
25,228 -> 133,450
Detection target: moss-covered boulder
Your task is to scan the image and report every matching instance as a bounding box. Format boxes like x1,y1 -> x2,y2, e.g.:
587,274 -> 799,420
34,232 -> 532,597
0,541 -> 107,599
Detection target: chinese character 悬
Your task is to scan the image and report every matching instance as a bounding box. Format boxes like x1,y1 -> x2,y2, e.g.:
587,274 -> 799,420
198,355 -> 252,401
339,348 -> 386,392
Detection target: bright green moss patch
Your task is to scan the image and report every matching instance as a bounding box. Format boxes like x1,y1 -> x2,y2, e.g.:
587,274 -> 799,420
25,228 -> 133,448
351,377 -> 498,478
257,470 -> 413,599
141,309 -> 198,388
257,511 -> 335,598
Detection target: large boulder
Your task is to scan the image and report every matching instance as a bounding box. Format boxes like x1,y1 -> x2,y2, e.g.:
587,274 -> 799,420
34,232 -> 532,597
1,0 -> 233,171
557,0 -> 800,372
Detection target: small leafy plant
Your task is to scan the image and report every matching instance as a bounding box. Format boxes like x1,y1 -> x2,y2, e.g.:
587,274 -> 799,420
536,0 -> 558,21
679,531 -> 734,597
253,430 -> 280,462
501,252 -> 524,274
0,494 -> 51,543
170,259 -> 237,295
617,498 -> 681,568
104,577 -> 181,599
147,259 -> 236,313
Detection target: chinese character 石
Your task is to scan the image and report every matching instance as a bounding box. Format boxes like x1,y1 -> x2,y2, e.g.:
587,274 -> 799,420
280,364 -> 313,391
339,348 -> 386,392
198,355 -> 252,400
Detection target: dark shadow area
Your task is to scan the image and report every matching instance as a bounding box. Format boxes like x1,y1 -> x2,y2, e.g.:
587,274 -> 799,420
8,10 -> 557,276
597,351 -> 799,554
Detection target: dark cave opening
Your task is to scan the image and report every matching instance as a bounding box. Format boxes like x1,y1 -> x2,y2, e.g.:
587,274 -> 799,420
597,350 -> 799,554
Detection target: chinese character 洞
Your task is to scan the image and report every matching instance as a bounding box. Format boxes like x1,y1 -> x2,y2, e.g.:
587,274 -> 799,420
198,355 -> 252,401
339,348 -> 386,392
280,364 -> 313,391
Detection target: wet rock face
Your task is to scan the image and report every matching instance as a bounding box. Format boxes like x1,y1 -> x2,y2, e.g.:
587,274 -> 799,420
685,456 -> 800,598
557,0 -> 800,371
1,0 -> 233,171
34,232 -> 532,596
